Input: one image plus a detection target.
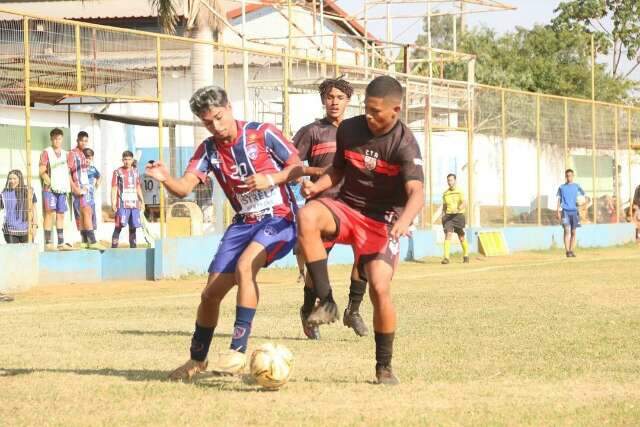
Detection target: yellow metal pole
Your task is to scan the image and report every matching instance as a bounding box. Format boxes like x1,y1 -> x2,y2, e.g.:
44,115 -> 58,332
23,17 -> 33,243
629,109 -> 633,222
564,98 -> 568,169
467,86 -> 474,227
536,94 -> 541,226
156,36 -> 165,239
427,88 -> 433,228
284,0 -> 291,135
75,24 -> 82,92
614,107 -> 620,223
501,88 -> 507,227
223,47 -> 229,92
591,34 -> 597,224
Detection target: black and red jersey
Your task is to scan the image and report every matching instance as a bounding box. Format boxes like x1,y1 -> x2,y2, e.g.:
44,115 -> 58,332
292,118 -> 341,198
333,115 -> 424,223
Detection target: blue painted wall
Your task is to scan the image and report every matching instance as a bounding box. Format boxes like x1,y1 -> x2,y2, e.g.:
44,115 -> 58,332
0,244 -> 38,292
39,250 -> 102,285
102,248 -> 154,281
154,234 -> 222,279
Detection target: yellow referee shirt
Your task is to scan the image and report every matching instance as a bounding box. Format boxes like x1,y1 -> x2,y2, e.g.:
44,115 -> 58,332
443,186 -> 465,214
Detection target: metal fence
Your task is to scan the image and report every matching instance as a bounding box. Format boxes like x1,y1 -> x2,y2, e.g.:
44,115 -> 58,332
1,8 -> 639,246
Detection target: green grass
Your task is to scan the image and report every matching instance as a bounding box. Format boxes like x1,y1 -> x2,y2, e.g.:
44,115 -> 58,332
1,247 -> 640,426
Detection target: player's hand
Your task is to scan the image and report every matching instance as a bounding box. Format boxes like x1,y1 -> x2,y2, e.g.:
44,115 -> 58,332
301,180 -> 318,199
42,176 -> 51,187
389,218 -> 411,241
145,160 -> 170,182
238,174 -> 273,192
111,205 -> 117,213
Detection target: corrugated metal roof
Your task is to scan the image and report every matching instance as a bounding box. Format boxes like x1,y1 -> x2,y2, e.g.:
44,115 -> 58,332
0,0 -> 180,20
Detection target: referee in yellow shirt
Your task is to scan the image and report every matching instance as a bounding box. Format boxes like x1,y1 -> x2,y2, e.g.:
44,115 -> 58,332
442,173 -> 469,264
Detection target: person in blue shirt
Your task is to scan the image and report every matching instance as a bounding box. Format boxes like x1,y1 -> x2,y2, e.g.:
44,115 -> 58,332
556,169 -> 586,258
83,148 -> 101,231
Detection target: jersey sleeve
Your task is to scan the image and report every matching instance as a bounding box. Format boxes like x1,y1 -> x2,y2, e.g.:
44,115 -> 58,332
577,185 -> 585,196
333,123 -> 347,170
264,125 -> 297,165
185,141 -> 212,183
94,168 -> 101,179
292,125 -> 313,162
396,136 -> 424,183
39,150 -> 48,167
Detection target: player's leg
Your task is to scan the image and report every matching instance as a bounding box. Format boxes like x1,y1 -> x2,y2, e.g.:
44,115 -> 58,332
294,245 -> 305,283
442,230 -> 452,264
458,227 -> 469,263
73,197 -> 84,243
569,225 -> 577,256
562,211 -> 571,257
128,209 -> 141,248
298,247 -> 321,340
297,200 -> 340,325
169,271 -> 236,381
55,194 -> 68,249
343,263 -> 369,337
365,259 -> 399,385
111,208 -> 126,248
42,192 -> 55,250
80,196 -> 102,249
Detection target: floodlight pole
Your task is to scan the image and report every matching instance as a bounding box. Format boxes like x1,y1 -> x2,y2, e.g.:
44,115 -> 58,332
156,36 -> 166,238
591,34 -> 597,224
23,17 -> 33,243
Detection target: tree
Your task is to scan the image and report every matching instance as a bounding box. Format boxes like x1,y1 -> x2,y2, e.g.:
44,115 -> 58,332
152,0 -> 223,145
552,0 -> 640,79
413,23 -> 635,103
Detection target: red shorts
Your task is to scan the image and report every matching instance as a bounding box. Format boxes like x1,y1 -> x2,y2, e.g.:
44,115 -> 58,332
317,198 -> 400,270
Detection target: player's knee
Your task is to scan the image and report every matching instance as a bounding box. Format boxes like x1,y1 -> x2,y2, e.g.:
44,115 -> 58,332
297,206 -> 319,235
368,281 -> 390,304
201,287 -> 223,307
234,257 -> 254,283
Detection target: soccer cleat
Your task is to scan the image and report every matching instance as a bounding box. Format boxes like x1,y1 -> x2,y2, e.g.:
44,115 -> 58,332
0,293 -> 15,302
307,299 -> 339,326
463,256 -> 470,263
441,258 -> 450,265
57,243 -> 74,251
209,349 -> 247,376
343,308 -> 369,337
569,251 -> 576,258
375,365 -> 400,385
300,307 -> 320,340
168,359 -> 208,381
566,251 -> 571,258
86,242 -> 107,251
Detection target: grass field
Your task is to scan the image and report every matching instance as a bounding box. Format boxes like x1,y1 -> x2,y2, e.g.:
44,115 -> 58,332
1,246 -> 640,426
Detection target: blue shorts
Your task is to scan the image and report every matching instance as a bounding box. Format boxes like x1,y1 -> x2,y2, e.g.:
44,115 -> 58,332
43,191 -> 67,213
562,210 -> 580,230
115,208 -> 141,229
209,216 -> 296,274
73,195 -> 97,230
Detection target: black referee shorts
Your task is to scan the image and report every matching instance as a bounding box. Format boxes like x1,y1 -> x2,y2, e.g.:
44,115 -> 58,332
443,213 -> 466,236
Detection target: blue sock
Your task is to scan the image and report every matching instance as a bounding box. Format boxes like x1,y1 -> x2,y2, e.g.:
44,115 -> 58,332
190,323 -> 214,362
230,306 -> 256,353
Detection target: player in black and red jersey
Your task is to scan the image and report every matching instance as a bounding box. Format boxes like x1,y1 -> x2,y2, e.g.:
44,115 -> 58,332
297,76 -> 425,385
293,78 -> 369,340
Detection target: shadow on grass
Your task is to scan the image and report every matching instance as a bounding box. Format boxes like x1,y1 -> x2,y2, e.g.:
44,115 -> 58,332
117,330 -> 310,341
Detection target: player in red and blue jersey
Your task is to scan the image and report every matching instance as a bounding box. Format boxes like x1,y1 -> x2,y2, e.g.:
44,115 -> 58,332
111,151 -> 145,248
146,85 -> 304,381
68,131 -> 104,250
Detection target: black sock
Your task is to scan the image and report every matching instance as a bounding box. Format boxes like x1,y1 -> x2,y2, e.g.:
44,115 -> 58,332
375,332 -> 395,368
86,230 -> 96,244
129,228 -> 137,248
302,286 -> 317,315
56,228 -> 64,245
190,323 -> 215,362
80,230 -> 88,244
44,230 -> 52,244
347,278 -> 367,313
306,259 -> 332,301
112,227 -> 122,248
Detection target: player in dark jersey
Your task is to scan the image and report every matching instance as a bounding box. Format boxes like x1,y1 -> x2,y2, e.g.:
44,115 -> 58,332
297,76 -> 425,385
146,85 -> 305,381
293,78 -> 369,340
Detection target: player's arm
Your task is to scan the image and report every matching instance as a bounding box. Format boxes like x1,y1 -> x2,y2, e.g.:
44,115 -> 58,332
145,160 -> 200,198
390,180 -> 424,240
556,188 -> 562,220
136,180 -> 145,210
458,196 -> 465,212
39,153 -> 51,187
95,170 -> 101,189
301,166 -> 344,199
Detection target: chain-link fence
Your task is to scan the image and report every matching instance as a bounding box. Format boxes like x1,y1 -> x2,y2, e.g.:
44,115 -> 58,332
1,8 -> 640,247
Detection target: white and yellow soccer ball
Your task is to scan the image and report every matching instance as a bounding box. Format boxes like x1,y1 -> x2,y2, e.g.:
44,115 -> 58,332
250,343 -> 294,390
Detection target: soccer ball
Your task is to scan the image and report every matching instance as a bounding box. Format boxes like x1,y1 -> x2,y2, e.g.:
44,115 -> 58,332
250,343 -> 294,390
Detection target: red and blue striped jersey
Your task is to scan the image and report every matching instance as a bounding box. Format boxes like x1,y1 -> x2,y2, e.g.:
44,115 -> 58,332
111,167 -> 141,209
186,121 -> 298,219
67,147 -> 89,190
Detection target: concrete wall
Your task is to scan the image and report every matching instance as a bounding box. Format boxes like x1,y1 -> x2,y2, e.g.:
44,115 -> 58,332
0,223 -> 635,292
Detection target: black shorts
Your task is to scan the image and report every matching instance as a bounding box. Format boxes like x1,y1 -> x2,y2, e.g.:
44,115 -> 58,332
443,213 -> 465,235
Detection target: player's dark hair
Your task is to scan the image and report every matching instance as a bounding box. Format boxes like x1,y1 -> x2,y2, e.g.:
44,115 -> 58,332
122,150 -> 134,159
83,148 -> 95,158
447,173 -> 456,180
50,128 -> 63,138
77,131 -> 89,140
3,169 -> 28,222
565,169 -> 574,175
190,85 -> 229,116
318,78 -> 353,100
365,76 -> 403,101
